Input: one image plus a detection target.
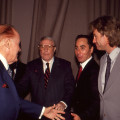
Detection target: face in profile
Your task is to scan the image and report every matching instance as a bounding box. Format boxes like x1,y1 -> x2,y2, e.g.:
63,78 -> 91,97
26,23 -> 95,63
75,38 -> 93,63
39,39 -> 56,62
93,29 -> 109,51
8,32 -> 21,64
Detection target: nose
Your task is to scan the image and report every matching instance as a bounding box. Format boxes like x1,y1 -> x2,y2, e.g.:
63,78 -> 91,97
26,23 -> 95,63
44,47 -> 48,51
93,37 -> 96,43
19,47 -> 21,52
75,48 -> 81,55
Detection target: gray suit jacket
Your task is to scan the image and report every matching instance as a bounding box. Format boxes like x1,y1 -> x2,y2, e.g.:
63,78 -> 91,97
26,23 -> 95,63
98,52 -> 120,120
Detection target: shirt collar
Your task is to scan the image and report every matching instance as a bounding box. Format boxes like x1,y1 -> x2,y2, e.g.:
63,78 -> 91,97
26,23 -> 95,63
107,47 -> 120,62
80,56 -> 92,70
0,54 -> 9,70
42,57 -> 54,72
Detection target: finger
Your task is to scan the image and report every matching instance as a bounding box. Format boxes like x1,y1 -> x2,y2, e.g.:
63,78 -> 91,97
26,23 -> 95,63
57,110 -> 65,114
56,113 -> 65,120
71,113 -> 76,117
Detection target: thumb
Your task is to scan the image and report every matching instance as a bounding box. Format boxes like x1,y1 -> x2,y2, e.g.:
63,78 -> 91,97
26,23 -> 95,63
71,113 -> 76,117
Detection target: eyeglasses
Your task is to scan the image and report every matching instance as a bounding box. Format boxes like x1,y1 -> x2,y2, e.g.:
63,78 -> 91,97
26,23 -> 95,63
38,44 -> 55,50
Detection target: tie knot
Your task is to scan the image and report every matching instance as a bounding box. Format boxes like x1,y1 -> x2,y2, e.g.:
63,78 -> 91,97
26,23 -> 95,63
7,67 -> 12,77
79,65 -> 82,71
46,63 -> 49,68
107,55 -> 111,63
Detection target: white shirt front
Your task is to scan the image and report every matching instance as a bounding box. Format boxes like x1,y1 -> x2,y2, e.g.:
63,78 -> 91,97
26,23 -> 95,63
80,56 -> 92,70
0,54 -> 9,70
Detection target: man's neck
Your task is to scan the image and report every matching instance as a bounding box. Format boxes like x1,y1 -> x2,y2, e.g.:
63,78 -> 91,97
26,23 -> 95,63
106,46 -> 117,54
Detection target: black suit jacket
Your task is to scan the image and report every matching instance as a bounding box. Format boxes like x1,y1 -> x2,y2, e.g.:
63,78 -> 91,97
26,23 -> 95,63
10,61 -> 26,83
16,57 -> 75,119
72,58 -> 100,120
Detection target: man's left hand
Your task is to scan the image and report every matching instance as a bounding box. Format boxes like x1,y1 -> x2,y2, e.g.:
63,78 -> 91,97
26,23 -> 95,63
55,102 -> 66,111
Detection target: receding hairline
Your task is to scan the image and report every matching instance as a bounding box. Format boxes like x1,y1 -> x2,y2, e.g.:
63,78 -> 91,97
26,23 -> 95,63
0,24 -> 18,39
40,36 -> 56,46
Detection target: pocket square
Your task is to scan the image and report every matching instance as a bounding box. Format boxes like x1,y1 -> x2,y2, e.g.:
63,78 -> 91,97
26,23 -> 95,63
2,83 -> 9,88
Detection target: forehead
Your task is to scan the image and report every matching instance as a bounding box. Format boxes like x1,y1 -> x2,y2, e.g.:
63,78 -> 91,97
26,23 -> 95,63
13,31 -> 20,42
76,38 -> 88,45
93,29 -> 100,35
40,39 -> 54,45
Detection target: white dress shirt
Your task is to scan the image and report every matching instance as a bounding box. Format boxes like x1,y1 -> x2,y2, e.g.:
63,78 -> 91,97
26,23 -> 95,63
80,56 -> 92,70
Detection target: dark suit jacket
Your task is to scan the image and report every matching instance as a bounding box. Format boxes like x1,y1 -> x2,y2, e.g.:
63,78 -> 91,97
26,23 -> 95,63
10,60 -> 26,83
72,58 -> 100,120
0,61 -> 42,120
16,57 -> 75,119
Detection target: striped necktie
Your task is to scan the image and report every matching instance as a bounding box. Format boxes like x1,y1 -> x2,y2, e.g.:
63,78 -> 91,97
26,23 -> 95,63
44,63 -> 50,88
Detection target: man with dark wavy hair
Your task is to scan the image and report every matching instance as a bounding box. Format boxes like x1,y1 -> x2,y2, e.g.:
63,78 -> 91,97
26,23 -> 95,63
90,16 -> 120,120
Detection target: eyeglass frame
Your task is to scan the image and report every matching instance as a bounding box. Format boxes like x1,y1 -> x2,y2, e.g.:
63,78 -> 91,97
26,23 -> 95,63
38,44 -> 56,50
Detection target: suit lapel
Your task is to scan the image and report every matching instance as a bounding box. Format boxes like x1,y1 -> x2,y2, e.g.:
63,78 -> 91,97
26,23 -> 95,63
0,61 -> 19,103
46,57 -> 60,88
104,52 -> 120,93
98,55 -> 106,95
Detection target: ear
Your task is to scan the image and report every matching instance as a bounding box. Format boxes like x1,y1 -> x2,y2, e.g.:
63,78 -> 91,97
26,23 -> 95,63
90,46 -> 94,54
54,46 -> 56,52
4,38 -> 11,49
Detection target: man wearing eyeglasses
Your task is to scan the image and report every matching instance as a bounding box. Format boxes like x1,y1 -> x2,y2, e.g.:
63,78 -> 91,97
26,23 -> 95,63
16,36 -> 75,120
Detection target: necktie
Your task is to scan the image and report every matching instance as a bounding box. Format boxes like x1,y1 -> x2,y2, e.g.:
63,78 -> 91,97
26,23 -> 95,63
44,63 -> 50,88
7,67 -> 12,78
104,55 -> 111,91
76,65 -> 82,82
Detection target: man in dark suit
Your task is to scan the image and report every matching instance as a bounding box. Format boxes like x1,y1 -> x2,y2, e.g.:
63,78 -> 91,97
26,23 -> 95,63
71,35 -> 100,120
16,36 -> 75,120
10,60 -> 26,83
0,24 -> 65,120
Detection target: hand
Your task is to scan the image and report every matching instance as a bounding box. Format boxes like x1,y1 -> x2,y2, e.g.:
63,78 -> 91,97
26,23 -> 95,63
71,113 -> 81,120
55,102 -> 66,111
43,105 -> 65,120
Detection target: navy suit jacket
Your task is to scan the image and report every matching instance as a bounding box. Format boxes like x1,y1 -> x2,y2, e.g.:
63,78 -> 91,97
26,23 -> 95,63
16,57 -> 75,119
72,58 -> 100,120
0,61 -> 42,120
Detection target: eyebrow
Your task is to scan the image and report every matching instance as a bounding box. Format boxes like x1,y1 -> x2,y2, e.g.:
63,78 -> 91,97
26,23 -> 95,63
75,45 -> 86,47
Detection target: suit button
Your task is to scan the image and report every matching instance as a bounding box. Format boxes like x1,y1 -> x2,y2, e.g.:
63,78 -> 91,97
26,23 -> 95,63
104,113 -> 106,116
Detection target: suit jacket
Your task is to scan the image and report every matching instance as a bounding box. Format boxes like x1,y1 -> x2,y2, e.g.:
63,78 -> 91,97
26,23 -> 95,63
16,57 -> 75,119
10,61 -> 26,83
98,53 -> 120,120
72,58 -> 100,120
0,61 -> 42,120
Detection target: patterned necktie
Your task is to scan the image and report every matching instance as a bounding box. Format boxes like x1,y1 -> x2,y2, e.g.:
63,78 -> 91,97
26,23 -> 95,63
7,67 -> 12,78
104,55 -> 111,92
44,63 -> 50,88
76,65 -> 82,82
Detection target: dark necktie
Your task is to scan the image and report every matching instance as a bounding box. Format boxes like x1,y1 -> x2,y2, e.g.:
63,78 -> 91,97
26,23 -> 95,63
76,65 -> 82,82
44,63 -> 50,88
7,67 -> 12,78
104,55 -> 111,91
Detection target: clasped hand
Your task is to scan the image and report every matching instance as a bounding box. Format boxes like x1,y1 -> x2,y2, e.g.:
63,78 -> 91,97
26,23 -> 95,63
44,104 -> 65,120
55,102 -> 66,111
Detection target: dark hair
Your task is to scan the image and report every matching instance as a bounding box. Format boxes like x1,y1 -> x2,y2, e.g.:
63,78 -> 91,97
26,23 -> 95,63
89,16 -> 120,47
75,34 -> 94,48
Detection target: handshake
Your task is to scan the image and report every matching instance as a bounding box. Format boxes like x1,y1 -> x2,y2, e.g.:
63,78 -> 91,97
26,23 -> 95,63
43,102 -> 66,120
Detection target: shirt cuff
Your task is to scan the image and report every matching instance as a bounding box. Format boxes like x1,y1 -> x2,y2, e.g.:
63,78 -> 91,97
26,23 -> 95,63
60,101 -> 67,109
39,107 -> 45,119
